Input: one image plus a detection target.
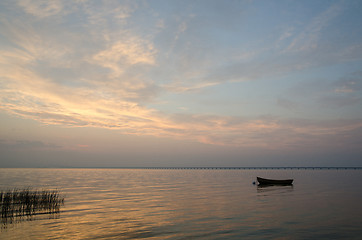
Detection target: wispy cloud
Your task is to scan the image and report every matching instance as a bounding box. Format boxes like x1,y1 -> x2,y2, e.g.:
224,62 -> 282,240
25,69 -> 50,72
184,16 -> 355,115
17,0 -> 64,18
286,1 -> 344,53
1,0 -> 362,155
91,37 -> 156,77
333,72 -> 362,93
0,139 -> 61,150
3,66 -> 361,151
273,69 -> 362,118
277,98 -> 299,111
164,81 -> 220,93
167,114 -> 362,150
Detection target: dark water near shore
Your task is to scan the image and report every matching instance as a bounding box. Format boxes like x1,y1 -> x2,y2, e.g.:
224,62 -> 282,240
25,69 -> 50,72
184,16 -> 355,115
1,168 -> 362,239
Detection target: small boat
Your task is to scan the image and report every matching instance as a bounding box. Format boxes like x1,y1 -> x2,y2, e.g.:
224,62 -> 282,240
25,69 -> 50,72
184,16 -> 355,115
257,177 -> 293,185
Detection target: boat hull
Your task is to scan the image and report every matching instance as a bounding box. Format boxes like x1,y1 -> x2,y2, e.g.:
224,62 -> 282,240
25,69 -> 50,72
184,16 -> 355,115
257,177 -> 293,185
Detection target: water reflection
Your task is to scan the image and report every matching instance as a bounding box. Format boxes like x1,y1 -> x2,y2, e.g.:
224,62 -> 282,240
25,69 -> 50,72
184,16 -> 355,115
1,213 -> 61,228
257,184 -> 294,195
0,169 -> 362,239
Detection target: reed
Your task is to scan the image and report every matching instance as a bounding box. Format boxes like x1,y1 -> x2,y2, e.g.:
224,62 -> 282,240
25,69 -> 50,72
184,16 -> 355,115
0,189 -> 64,220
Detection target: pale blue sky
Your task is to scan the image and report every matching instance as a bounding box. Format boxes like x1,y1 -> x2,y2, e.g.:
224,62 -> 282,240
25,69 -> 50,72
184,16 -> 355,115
1,0 -> 361,167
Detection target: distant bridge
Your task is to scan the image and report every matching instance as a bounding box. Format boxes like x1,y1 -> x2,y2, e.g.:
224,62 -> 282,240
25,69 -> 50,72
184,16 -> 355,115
139,167 -> 361,170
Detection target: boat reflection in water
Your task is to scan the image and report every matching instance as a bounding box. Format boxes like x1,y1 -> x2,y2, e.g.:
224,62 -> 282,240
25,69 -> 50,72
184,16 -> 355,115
256,184 -> 294,196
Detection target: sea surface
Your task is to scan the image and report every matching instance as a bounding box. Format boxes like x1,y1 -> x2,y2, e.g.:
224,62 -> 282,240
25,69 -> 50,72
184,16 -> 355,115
1,168 -> 362,239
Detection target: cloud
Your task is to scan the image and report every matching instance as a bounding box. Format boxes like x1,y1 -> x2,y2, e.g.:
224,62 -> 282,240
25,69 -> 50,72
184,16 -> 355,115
0,1 -> 161,123
286,1 -> 343,53
91,37 -> 157,77
164,81 -> 220,93
277,71 -> 362,112
1,0 -> 362,154
81,0 -> 135,24
164,114 -> 362,151
1,69 -> 362,151
17,0 -> 64,18
3,62 -> 361,151
0,18 -> 72,69
277,98 -> 299,111
0,139 -> 61,150
318,96 -> 361,108
337,43 -> 362,62
333,72 -> 362,93
278,27 -> 294,42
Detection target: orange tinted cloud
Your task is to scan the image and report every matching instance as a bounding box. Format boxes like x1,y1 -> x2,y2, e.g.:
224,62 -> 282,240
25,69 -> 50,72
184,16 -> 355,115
1,0 -> 362,154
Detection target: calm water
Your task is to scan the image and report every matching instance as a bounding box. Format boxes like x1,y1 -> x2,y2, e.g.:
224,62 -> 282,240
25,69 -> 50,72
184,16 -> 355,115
1,168 -> 362,239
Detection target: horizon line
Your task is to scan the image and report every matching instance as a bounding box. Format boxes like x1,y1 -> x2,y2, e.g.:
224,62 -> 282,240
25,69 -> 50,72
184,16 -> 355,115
1,166 -> 361,170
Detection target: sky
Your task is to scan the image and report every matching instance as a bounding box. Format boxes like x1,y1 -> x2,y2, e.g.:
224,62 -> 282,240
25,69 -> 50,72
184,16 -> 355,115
1,0 -> 362,168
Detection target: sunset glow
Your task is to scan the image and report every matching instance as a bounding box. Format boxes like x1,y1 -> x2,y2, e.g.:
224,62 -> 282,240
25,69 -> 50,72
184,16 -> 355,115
1,0 -> 362,167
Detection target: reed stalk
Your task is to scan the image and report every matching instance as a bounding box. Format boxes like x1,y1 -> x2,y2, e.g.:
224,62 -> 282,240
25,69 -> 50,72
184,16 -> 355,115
0,189 -> 64,221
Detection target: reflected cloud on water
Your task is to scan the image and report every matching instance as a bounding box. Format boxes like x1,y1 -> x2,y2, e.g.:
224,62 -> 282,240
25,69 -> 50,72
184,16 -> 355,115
1,169 -> 362,239
1,213 -> 61,228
